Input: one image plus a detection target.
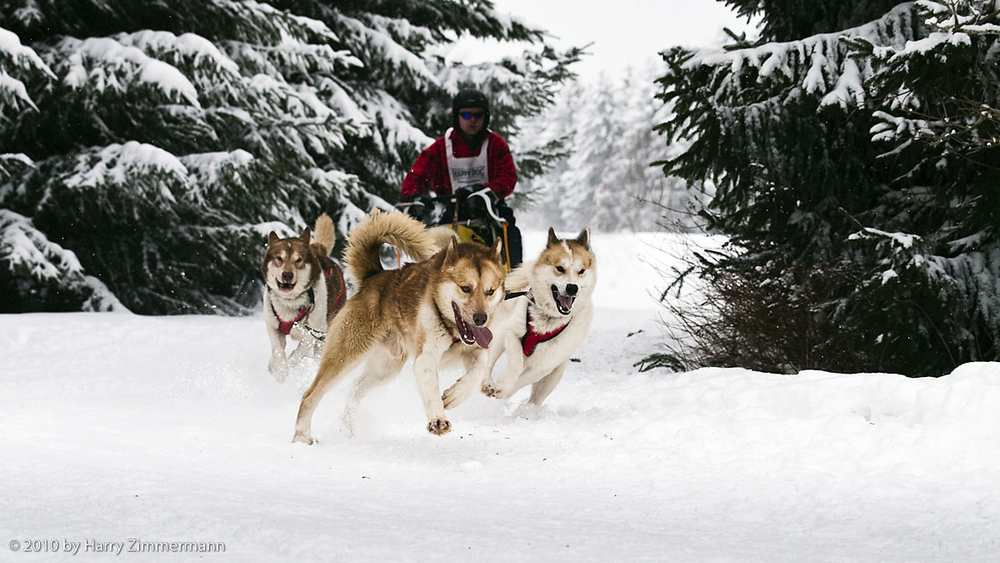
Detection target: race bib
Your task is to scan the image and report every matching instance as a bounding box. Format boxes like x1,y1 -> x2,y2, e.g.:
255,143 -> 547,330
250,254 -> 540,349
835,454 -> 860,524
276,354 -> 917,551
445,127 -> 489,189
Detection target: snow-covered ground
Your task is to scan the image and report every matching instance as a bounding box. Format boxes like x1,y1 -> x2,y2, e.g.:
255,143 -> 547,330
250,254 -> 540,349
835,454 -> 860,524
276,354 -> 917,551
2,231 -> 999,562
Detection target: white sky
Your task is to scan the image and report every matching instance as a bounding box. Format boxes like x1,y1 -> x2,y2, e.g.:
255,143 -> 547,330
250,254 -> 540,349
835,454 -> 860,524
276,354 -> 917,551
456,0 -> 756,80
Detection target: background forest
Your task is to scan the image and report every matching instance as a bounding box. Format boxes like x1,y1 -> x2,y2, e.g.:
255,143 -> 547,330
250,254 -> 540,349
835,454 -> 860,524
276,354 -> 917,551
2,0 -> 999,377
0,0 -> 581,314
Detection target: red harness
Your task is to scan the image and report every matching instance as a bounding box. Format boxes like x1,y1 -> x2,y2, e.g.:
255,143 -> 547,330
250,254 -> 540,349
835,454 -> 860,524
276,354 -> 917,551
328,266 -> 346,311
521,308 -> 569,356
277,304 -> 310,336
273,267 -> 345,336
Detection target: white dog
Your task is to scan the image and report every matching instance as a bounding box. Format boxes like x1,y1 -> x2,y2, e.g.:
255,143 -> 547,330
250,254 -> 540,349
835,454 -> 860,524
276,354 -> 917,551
443,228 -> 595,408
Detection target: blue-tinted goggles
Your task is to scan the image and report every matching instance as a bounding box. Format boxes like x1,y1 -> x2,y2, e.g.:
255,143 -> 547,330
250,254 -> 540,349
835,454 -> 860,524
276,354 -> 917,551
458,111 -> 486,120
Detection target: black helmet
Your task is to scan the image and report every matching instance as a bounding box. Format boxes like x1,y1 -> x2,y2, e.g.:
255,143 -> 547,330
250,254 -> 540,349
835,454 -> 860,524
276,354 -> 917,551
452,89 -> 490,114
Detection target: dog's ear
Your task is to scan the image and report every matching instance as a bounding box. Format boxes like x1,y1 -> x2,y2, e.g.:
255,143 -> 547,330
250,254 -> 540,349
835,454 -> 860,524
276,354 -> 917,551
299,226 -> 311,243
491,236 -> 503,263
575,228 -> 590,249
442,236 -> 458,265
547,227 -> 560,247
267,231 -> 280,246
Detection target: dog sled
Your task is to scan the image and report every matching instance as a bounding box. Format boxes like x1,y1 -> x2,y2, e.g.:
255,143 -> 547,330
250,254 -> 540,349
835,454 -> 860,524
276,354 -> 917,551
395,187 -> 514,270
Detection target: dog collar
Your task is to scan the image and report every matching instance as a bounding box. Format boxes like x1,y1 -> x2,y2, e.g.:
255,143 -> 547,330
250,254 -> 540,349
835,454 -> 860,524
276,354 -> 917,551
433,303 -> 462,345
521,307 -> 569,356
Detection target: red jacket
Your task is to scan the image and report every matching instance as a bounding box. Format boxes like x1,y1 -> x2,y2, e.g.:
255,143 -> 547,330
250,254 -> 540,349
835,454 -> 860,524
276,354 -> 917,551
401,129 -> 517,201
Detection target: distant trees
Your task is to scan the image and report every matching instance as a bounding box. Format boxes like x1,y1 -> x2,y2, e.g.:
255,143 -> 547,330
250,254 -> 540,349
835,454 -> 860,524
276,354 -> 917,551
655,0 -> 1000,376
517,64 -> 699,233
0,0 -> 580,313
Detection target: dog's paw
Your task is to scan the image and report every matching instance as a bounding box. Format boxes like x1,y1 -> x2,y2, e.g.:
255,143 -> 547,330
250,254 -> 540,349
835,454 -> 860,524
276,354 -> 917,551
481,382 -> 504,399
268,357 -> 289,382
291,432 -> 316,445
426,418 -> 451,436
442,380 -> 474,410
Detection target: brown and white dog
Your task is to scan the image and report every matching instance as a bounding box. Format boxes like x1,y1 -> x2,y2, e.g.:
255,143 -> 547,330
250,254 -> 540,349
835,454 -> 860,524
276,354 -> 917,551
292,209 -> 506,444
444,228 -> 595,409
262,213 -> 346,381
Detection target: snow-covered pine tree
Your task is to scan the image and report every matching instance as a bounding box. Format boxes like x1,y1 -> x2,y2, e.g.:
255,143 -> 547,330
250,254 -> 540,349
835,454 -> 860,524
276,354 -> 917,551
839,0 -> 1000,372
602,67 -> 698,232
655,0 -> 1000,375
557,76 -> 620,229
0,27 -> 116,311
515,80 -> 582,227
0,0 -> 580,314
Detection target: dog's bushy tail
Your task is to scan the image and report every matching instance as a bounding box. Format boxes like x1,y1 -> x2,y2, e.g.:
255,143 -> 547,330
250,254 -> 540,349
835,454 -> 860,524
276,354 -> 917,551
311,213 -> 337,256
345,209 -> 436,283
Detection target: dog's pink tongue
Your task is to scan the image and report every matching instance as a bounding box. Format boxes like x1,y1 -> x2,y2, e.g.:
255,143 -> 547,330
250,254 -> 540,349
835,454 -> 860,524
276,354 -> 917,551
471,325 -> 493,349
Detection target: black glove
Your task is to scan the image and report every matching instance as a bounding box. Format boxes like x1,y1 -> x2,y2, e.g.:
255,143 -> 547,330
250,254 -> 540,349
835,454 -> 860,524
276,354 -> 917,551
453,186 -> 475,203
404,195 -> 425,220
496,198 -> 515,224
463,186 -> 498,219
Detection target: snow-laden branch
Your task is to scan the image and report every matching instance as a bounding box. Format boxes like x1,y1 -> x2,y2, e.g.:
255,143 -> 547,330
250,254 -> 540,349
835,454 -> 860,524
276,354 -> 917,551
58,36 -> 202,108
687,3 -> 918,110
62,141 -> 189,204
0,208 -> 84,281
0,26 -> 55,112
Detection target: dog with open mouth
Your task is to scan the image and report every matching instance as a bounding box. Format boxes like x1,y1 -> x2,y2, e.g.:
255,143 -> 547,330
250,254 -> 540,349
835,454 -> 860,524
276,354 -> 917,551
262,213 -> 346,381
443,228 -> 595,409
292,209 -> 506,444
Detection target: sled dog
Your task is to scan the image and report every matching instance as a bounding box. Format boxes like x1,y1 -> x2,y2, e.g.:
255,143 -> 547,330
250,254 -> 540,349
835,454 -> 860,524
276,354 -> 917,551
426,225 -> 461,250
292,209 -> 506,444
444,228 -> 595,409
262,213 -> 346,381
